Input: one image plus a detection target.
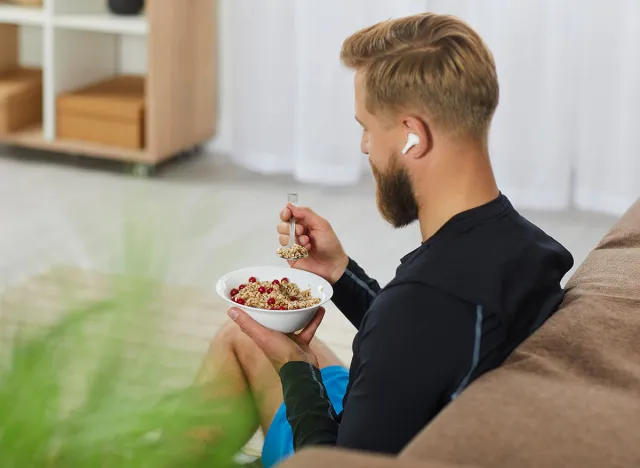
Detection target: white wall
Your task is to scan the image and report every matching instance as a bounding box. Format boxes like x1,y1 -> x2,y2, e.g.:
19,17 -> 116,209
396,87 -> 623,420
19,26 -> 43,68
118,35 -> 147,75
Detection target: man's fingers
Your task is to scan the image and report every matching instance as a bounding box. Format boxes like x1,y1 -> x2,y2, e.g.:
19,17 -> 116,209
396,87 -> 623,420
279,234 -> 310,247
297,307 -> 325,344
280,208 -> 292,222
228,308 -> 275,349
287,204 -> 327,230
228,308 -> 319,372
277,222 -> 305,236
280,235 -> 310,247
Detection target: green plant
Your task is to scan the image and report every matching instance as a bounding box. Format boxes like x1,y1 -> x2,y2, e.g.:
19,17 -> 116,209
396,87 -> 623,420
0,200 -> 256,467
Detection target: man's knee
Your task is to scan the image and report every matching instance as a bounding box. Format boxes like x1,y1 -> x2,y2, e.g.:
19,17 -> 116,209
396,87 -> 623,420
212,322 -> 264,366
214,321 -> 243,347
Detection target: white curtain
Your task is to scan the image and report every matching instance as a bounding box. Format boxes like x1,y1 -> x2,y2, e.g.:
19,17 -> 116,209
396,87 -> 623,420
227,0 -> 428,185
573,0 -> 640,215
220,0 -> 639,215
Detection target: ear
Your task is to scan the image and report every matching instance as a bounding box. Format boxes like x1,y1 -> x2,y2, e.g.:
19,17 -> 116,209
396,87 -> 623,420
401,116 -> 432,158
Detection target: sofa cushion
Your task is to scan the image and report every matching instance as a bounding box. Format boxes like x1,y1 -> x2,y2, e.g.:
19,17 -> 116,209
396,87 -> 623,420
401,199 -> 640,468
281,449 -> 479,468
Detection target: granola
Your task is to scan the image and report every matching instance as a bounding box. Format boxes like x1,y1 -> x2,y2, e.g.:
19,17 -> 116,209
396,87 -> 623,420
277,244 -> 309,260
230,276 -> 320,310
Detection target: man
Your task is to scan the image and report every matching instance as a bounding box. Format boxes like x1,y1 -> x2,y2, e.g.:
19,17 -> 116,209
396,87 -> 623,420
197,12 -> 573,467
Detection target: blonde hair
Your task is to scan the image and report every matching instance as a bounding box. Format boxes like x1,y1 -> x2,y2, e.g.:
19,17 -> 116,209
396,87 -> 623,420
341,13 -> 499,139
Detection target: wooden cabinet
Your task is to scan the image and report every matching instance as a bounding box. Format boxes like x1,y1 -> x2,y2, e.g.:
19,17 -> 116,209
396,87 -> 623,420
0,0 -> 217,172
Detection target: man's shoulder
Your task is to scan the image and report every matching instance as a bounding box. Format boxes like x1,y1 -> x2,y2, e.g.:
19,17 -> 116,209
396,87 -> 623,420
387,210 -> 573,319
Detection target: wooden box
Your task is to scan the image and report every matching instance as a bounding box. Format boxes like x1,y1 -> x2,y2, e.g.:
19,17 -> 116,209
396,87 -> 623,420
56,75 -> 146,150
0,1 -> 43,6
0,67 -> 42,136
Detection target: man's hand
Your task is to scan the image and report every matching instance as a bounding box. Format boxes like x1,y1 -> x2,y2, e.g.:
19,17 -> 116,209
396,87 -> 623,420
278,204 -> 349,284
228,307 -> 326,372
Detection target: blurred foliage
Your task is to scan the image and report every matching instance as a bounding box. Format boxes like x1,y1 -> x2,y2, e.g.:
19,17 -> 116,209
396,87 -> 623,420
0,198 -> 256,467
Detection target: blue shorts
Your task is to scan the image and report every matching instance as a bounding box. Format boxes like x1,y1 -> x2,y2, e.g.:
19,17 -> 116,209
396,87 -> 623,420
261,365 -> 350,468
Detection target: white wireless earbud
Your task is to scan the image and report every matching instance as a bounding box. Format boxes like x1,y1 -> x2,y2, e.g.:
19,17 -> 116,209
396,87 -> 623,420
401,133 -> 421,155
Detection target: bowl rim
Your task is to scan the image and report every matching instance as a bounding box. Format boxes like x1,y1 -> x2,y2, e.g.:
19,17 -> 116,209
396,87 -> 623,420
216,266 -> 334,314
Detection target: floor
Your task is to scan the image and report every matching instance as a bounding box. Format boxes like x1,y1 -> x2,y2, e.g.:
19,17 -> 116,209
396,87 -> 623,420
0,147 -> 620,456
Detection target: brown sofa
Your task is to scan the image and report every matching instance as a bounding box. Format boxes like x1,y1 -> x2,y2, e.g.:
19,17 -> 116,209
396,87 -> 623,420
283,199 -> 640,468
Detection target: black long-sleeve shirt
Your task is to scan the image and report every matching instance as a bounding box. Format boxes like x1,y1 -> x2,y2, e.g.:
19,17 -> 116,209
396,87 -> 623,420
279,194 -> 574,454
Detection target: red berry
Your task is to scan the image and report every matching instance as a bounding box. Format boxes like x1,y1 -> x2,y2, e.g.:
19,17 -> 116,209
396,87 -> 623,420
272,280 -> 280,285
238,284 -> 246,290
281,277 -> 289,284
267,298 -> 276,306
290,297 -> 298,302
248,277 -> 257,283
236,298 -> 246,305
270,307 -> 277,310
279,306 -> 287,310
230,288 -> 239,297
258,286 -> 266,294
267,288 -> 274,294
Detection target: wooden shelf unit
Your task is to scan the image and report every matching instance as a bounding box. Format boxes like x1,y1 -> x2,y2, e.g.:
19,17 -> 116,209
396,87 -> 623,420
0,0 -> 217,169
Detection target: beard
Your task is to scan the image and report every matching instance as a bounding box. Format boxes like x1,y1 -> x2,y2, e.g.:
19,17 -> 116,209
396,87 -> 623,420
370,154 -> 419,228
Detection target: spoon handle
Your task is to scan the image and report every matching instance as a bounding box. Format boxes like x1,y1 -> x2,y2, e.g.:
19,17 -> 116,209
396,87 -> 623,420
288,193 -> 298,247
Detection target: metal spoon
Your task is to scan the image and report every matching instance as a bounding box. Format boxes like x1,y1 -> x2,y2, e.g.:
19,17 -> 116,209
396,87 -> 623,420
277,193 -> 309,260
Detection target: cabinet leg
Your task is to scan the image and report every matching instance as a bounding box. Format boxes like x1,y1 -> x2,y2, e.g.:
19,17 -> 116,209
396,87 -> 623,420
183,146 -> 199,158
131,163 -> 154,178
181,145 -> 202,159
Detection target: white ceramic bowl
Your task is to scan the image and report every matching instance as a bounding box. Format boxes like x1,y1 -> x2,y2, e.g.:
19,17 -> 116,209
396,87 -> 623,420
216,266 -> 333,333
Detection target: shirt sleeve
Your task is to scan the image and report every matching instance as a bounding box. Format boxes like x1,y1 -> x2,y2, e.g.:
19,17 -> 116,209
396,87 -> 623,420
331,258 -> 381,330
336,283 -> 478,454
279,362 -> 340,449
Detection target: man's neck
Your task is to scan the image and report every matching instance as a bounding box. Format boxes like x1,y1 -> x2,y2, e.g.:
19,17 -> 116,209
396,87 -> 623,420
415,144 -> 500,243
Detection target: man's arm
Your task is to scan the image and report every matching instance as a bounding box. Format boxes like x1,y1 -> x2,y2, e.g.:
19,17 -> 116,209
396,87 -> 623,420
277,259 -> 383,450
336,284 -> 478,453
331,258 -> 381,329
279,362 -> 340,448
